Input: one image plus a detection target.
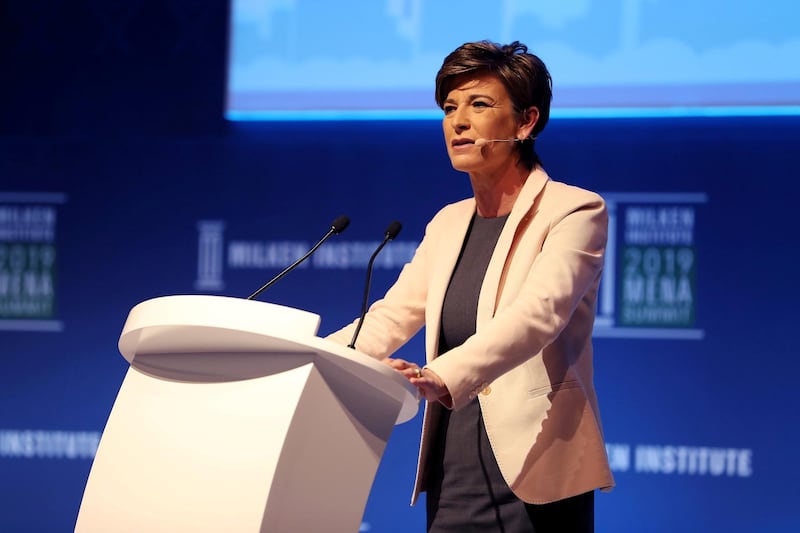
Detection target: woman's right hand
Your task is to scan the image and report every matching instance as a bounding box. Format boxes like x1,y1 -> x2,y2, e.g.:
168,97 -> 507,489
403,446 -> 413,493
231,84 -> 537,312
382,357 -> 421,380
383,358 -> 452,406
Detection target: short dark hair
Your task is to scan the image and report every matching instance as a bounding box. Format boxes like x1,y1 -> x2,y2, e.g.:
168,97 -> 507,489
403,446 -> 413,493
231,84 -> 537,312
435,41 -> 553,169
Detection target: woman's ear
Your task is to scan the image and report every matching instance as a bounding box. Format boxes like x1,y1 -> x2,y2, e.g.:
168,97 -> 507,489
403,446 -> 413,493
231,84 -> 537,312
517,106 -> 539,140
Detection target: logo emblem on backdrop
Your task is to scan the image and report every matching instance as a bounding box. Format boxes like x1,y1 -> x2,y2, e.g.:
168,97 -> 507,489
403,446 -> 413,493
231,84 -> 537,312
594,192 -> 707,340
0,192 -> 66,332
195,221 -> 226,291
194,220 -> 418,292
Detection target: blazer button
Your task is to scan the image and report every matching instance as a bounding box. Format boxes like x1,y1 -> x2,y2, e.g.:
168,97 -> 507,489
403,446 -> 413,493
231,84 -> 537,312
480,386 -> 492,396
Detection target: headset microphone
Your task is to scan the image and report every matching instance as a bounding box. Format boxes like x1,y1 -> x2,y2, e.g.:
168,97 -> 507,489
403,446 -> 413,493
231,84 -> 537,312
475,138 -> 520,147
474,135 -> 537,148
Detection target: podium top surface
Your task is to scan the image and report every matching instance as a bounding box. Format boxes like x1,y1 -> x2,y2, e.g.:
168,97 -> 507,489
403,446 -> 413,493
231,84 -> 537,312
118,295 -> 419,424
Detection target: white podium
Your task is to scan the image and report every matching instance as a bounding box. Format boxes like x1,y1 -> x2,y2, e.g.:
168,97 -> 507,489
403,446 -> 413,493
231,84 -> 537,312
74,295 -> 418,533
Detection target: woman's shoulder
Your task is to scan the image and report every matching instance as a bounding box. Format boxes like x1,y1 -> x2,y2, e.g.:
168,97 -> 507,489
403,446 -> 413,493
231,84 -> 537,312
539,173 -> 605,208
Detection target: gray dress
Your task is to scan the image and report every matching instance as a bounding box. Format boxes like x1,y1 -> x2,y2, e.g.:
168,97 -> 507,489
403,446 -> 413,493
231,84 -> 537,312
426,213 -> 594,533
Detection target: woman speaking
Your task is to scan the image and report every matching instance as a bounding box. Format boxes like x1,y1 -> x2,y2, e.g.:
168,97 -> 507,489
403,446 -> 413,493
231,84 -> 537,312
329,40 -> 614,532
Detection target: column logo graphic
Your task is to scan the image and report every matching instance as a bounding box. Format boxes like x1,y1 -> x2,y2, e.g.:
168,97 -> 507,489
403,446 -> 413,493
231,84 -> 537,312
195,221 -> 226,291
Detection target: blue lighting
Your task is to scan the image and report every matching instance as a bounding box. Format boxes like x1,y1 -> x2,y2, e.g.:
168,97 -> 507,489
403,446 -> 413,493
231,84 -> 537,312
227,106 -> 800,122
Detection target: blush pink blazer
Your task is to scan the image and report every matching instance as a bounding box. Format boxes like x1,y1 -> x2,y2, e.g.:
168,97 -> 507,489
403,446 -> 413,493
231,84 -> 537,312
328,166 -> 615,504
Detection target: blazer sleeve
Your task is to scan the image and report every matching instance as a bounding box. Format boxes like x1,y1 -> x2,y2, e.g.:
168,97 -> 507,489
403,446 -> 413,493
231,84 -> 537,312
426,189 -> 608,410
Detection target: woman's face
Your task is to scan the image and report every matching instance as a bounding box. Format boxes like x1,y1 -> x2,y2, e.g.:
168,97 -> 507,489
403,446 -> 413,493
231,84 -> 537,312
442,73 -> 526,175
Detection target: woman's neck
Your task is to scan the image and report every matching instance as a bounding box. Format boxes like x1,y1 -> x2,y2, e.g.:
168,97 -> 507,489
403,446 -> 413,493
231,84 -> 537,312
469,162 -> 531,218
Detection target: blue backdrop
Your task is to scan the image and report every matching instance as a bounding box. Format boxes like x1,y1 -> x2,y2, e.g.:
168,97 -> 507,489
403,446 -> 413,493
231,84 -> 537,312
1,1 -> 799,531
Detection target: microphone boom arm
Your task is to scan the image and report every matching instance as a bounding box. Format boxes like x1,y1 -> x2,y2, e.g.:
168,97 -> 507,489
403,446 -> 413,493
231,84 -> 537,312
247,228 -> 334,300
246,215 -> 349,300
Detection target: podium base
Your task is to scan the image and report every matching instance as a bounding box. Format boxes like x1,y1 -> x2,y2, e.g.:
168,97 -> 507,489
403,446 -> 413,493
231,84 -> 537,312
76,354 -> 400,533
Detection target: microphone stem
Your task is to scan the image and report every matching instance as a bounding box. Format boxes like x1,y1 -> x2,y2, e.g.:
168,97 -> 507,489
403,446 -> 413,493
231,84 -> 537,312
348,236 -> 390,349
247,227 -> 335,300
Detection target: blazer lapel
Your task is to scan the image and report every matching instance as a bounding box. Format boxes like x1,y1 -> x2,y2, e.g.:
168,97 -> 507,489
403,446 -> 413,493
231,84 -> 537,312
425,199 -> 476,360
476,167 -> 549,327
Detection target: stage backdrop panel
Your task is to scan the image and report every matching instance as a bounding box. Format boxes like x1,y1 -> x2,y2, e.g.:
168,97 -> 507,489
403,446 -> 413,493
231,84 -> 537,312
1,116 -> 799,532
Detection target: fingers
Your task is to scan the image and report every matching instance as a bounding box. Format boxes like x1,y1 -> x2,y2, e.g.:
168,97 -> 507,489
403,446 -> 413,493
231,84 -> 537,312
382,357 -> 413,369
414,379 -> 447,402
382,359 -> 447,401
411,368 -> 449,401
402,366 -> 423,380
383,358 -> 425,382
383,358 -> 427,381
414,380 -> 437,401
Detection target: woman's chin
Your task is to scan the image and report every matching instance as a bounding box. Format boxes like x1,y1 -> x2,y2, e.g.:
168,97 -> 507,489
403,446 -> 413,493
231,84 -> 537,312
449,155 -> 484,173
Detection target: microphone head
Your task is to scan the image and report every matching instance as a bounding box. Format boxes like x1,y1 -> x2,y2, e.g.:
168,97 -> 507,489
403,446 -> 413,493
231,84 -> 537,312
331,215 -> 350,234
384,221 -> 402,240
474,138 -> 489,147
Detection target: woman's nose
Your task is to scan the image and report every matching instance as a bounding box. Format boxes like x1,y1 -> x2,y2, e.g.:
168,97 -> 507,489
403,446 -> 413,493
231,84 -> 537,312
451,107 -> 470,132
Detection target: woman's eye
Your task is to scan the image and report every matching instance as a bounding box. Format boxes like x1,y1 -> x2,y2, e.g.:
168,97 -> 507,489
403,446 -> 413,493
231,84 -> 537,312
443,105 -> 456,115
473,101 -> 490,108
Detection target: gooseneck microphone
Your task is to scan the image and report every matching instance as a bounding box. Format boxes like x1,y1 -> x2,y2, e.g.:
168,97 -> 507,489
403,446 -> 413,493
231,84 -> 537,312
348,221 -> 402,349
247,215 -> 350,300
